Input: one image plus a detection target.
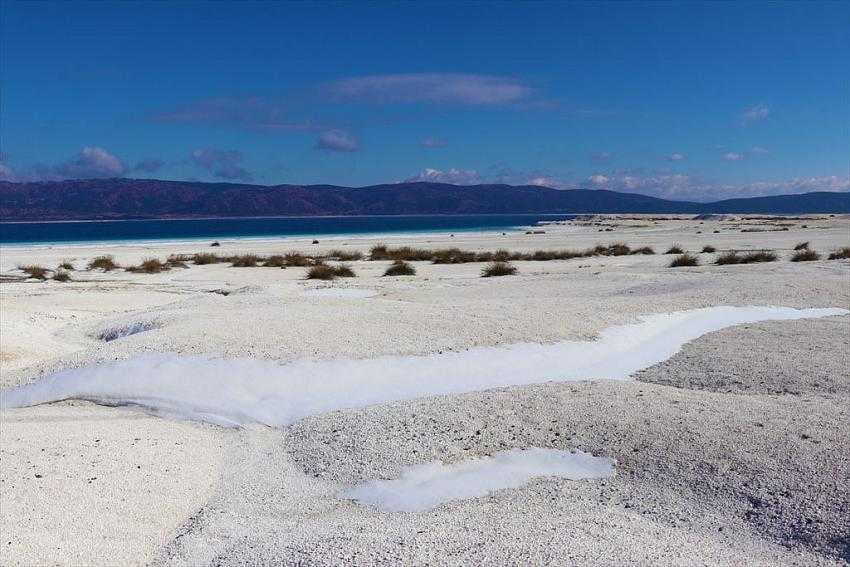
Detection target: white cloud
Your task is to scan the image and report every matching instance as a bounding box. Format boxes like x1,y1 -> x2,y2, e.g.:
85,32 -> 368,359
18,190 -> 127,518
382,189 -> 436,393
589,174 -> 610,185
404,168 -> 481,185
328,73 -> 532,105
723,152 -> 744,162
742,103 -> 770,124
0,162 -> 15,181
315,130 -> 359,152
666,153 -> 686,162
52,146 -> 126,179
527,176 -> 556,187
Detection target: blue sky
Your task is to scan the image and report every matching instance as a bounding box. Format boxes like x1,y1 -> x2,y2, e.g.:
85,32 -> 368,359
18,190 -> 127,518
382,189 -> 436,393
1,1 -> 848,201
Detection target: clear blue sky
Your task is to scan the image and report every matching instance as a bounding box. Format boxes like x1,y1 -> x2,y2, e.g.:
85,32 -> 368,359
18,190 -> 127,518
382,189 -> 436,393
1,0 -> 848,200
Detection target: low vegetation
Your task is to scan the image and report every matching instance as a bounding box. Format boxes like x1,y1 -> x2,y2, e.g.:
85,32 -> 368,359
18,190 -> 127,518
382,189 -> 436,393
126,258 -> 168,273
383,260 -> 416,276
323,249 -> 364,261
52,270 -> 72,282
283,252 -> 314,267
665,244 -> 685,255
230,254 -> 262,267
87,255 -> 119,271
193,252 -> 224,265
793,241 -> 810,251
701,245 -> 717,253
58,259 -> 75,270
19,264 -> 49,280
262,255 -> 288,268
305,262 -> 356,280
481,261 -> 517,277
715,250 -> 778,265
668,254 -> 699,268
828,247 -> 850,260
791,249 -> 820,262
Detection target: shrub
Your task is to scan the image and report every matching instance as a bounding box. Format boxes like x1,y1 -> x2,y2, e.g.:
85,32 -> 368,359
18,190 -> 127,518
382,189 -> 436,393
306,263 -> 337,280
740,251 -> 778,263
127,258 -> 168,273
793,241 -> 810,251
701,245 -> 717,253
263,255 -> 288,267
230,254 -> 262,267
791,249 -> 820,262
665,244 -> 684,254
370,244 -> 433,261
432,248 -> 477,264
604,243 -> 631,256
284,252 -> 314,267
88,255 -> 119,271
668,254 -> 699,268
481,261 -> 517,277
325,249 -> 364,262
630,246 -> 655,255
165,255 -> 190,269
19,264 -> 49,279
193,253 -> 223,265
828,247 -> 850,260
58,259 -> 75,270
332,264 -> 356,278
715,251 -> 742,265
383,260 -> 416,276
53,270 -> 72,282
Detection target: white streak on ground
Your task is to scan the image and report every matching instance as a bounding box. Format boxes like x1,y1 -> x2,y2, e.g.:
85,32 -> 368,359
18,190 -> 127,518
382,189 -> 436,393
2,306 -> 846,427
341,447 -> 615,512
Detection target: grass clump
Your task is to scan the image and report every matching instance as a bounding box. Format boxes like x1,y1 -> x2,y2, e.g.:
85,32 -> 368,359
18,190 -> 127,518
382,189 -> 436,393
262,255 -> 288,268
52,270 -> 72,282
481,261 -> 517,277
305,262 -> 356,280
193,253 -> 223,265
370,244 -> 433,261
716,250 -> 778,265
127,258 -> 168,273
88,255 -> 119,271
665,244 -> 685,255
19,264 -> 49,280
324,249 -> 364,262
827,247 -> 850,260
432,248 -> 477,264
791,249 -> 820,262
793,241 -> 810,251
668,254 -> 699,268
230,254 -> 262,267
58,259 -> 75,270
701,245 -> 717,253
283,252 -> 314,267
629,246 -> 656,255
383,260 -> 416,276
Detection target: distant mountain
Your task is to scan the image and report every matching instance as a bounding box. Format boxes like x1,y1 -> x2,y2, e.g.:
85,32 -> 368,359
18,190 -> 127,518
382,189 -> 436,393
1,178 -> 848,221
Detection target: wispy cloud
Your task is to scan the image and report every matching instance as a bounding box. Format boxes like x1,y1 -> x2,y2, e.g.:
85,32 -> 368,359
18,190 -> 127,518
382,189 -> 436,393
315,130 -> 359,152
723,152 -> 744,162
666,153 -> 686,162
190,149 -> 253,181
327,73 -> 533,106
750,146 -> 770,155
420,137 -> 447,149
741,103 -> 770,124
153,96 -> 319,132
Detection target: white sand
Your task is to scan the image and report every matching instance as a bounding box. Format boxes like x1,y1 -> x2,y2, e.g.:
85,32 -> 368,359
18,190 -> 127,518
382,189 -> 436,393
1,214 -> 848,565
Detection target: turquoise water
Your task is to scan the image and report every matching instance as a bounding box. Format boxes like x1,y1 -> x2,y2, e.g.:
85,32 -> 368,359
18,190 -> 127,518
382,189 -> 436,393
0,214 -> 575,246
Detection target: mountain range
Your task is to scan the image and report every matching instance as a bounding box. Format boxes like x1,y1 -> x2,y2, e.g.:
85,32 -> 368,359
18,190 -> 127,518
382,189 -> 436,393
1,178 -> 848,221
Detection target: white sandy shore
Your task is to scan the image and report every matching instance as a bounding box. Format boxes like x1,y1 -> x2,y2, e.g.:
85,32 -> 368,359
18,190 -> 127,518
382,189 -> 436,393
1,215 -> 848,565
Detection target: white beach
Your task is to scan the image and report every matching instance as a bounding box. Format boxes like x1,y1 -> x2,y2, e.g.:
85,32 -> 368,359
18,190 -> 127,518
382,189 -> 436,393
1,215 -> 848,565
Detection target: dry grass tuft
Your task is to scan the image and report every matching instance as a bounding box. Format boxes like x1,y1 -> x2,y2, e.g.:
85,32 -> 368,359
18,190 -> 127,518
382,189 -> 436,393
262,255 -> 288,268
793,241 -> 810,251
481,261 -> 517,277
324,249 -> 364,262
716,250 -> 777,265
332,264 -> 356,277
127,258 -> 168,273
283,252 -> 315,267
629,246 -> 656,255
701,245 -> 717,253
665,244 -> 685,254
668,253 -> 699,268
791,249 -> 820,262
52,270 -> 72,282
58,259 -> 75,270
306,263 -> 337,280
193,253 -> 223,265
19,264 -> 49,279
383,260 -> 416,276
230,254 -> 262,267
88,255 -> 119,271
827,247 -> 850,260
432,248 -> 477,264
